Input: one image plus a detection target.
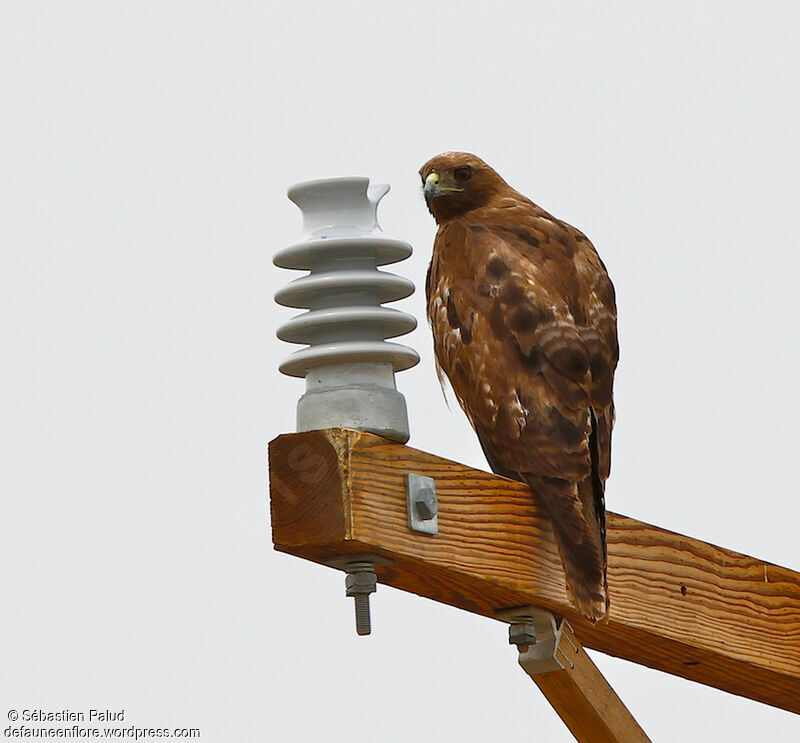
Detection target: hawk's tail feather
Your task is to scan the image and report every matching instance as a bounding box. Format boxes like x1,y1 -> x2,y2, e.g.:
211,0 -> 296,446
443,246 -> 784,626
550,520 -> 608,621
526,475 -> 608,621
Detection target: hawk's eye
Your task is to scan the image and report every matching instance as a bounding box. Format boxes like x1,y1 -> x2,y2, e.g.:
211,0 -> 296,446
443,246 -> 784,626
453,166 -> 473,183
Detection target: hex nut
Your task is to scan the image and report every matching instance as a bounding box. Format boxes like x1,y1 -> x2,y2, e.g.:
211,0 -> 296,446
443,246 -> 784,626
345,572 -> 377,596
414,488 -> 438,520
509,622 -> 537,647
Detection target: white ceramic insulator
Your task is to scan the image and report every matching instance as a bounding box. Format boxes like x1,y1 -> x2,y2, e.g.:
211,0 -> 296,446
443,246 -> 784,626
275,177 -> 419,443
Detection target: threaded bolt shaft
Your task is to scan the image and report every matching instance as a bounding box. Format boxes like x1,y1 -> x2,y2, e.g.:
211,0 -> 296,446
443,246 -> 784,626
344,561 -> 377,636
353,595 -> 372,635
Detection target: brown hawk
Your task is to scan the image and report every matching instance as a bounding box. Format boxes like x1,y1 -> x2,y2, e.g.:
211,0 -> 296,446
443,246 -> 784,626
420,152 -> 618,620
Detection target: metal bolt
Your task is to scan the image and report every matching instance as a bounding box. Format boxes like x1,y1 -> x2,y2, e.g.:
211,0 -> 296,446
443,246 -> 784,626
344,561 -> 377,635
414,486 -> 438,520
509,621 -> 537,654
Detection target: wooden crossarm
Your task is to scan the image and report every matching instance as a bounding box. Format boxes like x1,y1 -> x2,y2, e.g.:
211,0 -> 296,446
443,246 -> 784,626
268,428 -> 800,715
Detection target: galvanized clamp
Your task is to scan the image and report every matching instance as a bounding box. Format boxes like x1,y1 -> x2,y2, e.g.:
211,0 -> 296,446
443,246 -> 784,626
496,606 -> 576,675
406,473 -> 438,535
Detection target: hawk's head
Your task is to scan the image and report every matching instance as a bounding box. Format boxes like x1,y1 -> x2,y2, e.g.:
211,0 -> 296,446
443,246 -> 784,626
419,152 -> 510,224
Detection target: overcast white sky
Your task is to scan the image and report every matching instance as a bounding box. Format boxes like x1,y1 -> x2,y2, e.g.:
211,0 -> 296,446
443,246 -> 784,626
2,2 -> 799,741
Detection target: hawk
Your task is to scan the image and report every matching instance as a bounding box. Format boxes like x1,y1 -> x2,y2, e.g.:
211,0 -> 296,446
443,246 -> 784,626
420,152 -> 618,620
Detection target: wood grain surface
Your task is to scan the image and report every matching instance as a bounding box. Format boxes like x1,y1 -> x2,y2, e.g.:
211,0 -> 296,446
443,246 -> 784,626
531,622 -> 651,743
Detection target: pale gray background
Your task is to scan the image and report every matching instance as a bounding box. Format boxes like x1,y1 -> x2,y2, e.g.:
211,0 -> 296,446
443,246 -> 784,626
2,2 -> 799,741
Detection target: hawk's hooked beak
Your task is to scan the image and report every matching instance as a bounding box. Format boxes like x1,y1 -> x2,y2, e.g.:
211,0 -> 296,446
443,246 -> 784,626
423,172 -> 442,206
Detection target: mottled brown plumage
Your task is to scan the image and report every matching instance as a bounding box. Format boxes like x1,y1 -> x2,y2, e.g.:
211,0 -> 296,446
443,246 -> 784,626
419,152 -> 618,620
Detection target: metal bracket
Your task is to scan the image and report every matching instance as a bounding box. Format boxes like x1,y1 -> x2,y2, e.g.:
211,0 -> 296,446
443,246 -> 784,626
406,473 -> 438,535
496,606 -> 571,675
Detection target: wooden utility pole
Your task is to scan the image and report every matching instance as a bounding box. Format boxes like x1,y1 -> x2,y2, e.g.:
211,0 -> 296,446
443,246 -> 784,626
269,427 -> 800,731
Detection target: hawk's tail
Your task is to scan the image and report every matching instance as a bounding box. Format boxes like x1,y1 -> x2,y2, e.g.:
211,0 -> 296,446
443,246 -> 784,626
526,475 -> 608,621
